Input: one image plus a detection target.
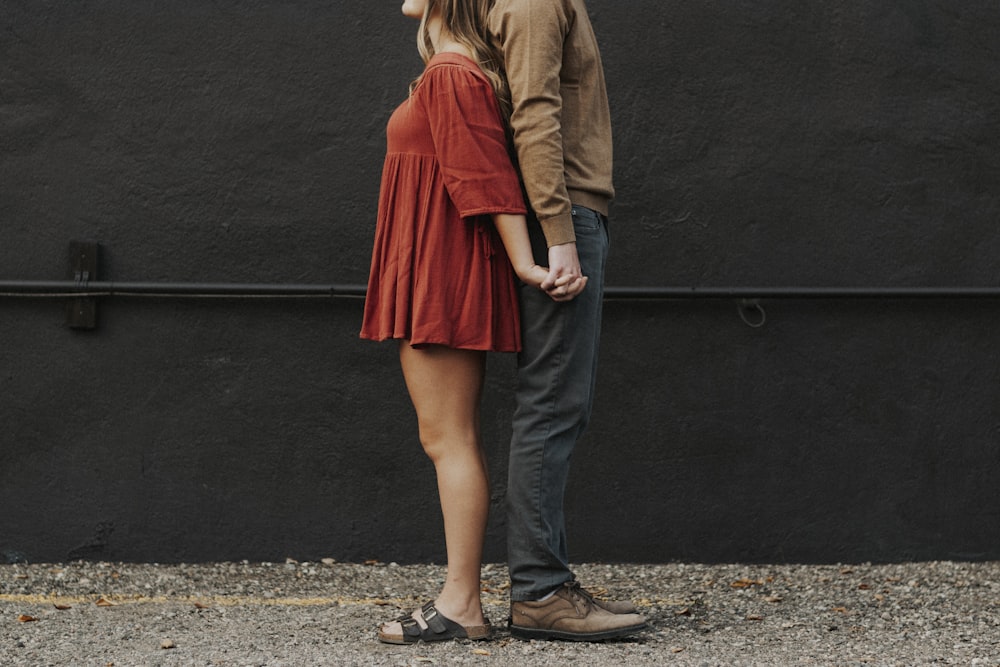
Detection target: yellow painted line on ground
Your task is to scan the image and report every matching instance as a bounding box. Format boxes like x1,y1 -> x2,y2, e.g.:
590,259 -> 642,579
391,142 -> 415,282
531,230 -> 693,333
1,594 -> 668,610
0,593 -> 515,608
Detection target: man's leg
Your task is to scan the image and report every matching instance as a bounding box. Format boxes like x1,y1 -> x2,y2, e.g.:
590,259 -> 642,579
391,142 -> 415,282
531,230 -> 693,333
507,206 -> 609,602
505,208 -> 643,641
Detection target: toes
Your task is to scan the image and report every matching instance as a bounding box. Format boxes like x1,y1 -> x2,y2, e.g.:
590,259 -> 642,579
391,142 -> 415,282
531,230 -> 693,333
379,620 -> 402,636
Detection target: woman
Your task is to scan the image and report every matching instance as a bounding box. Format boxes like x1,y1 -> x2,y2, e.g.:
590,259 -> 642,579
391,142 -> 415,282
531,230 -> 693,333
360,0 -> 585,645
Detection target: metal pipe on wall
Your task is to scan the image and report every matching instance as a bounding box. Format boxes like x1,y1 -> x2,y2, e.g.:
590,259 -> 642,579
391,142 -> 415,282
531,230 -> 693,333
3,280 -> 1000,300
0,280 -> 368,299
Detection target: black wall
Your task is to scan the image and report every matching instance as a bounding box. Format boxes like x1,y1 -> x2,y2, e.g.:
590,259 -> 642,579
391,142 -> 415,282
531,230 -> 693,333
3,1 -> 999,564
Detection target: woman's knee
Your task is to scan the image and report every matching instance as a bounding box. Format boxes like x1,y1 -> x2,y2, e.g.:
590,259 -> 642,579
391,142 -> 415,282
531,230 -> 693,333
417,423 -> 479,462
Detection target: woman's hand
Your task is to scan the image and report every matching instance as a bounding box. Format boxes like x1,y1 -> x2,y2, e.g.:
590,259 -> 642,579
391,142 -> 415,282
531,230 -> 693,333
515,263 -> 551,290
492,213 -> 587,301
514,263 -> 587,301
544,272 -> 588,302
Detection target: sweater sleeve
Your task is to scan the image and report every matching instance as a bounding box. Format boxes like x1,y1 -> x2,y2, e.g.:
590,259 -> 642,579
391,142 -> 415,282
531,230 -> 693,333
489,0 -> 576,246
419,64 -> 527,219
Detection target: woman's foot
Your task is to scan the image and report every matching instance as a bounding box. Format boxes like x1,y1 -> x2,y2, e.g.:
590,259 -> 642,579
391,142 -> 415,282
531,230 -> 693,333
377,600 -> 491,644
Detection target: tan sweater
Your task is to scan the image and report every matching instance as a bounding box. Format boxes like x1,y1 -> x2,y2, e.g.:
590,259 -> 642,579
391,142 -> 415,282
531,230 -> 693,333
489,0 -> 614,246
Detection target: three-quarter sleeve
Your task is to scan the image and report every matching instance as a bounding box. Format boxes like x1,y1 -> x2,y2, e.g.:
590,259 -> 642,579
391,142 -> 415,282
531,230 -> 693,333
417,64 -> 527,219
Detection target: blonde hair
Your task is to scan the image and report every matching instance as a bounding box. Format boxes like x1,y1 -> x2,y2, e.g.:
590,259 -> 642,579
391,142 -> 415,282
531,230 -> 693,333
412,0 -> 513,125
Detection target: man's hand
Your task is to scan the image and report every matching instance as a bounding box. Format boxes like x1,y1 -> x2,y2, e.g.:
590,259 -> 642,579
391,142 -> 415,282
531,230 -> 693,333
542,242 -> 588,302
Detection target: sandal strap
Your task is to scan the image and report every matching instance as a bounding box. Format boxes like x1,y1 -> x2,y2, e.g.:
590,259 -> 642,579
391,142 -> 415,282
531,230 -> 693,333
397,602 -> 464,640
420,601 -> 450,635
399,616 -> 424,639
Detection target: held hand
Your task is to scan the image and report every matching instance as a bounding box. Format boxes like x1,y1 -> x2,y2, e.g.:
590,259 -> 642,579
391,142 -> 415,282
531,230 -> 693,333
542,242 -> 587,302
515,263 -> 551,291
541,242 -> 582,290
545,272 -> 588,302
514,263 -> 586,301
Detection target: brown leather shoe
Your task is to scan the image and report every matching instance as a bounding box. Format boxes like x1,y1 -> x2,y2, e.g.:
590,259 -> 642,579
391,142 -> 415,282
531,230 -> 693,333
509,581 -> 647,641
591,596 -> 640,615
575,584 -> 640,614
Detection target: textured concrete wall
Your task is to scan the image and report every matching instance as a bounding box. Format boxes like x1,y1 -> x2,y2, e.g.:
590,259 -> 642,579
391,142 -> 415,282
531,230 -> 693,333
2,1 -> 999,564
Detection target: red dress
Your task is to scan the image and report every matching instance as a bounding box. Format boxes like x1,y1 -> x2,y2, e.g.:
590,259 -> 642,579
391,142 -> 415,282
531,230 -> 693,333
360,53 -> 527,351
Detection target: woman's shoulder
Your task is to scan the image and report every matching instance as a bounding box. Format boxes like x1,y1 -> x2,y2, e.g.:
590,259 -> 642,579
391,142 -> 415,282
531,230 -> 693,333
419,53 -> 491,90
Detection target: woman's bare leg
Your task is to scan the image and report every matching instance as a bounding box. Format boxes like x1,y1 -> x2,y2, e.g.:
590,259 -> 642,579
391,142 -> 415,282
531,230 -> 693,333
380,342 -> 489,634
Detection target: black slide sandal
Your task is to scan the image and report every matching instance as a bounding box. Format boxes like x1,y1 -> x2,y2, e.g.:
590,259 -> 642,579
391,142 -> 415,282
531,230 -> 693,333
377,600 -> 492,644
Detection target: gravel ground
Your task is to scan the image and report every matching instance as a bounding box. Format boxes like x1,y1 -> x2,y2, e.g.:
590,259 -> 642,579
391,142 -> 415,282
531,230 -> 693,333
2,560 -> 999,666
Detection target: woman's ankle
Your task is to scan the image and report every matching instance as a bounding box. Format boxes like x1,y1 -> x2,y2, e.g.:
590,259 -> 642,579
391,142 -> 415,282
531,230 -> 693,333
434,592 -> 485,626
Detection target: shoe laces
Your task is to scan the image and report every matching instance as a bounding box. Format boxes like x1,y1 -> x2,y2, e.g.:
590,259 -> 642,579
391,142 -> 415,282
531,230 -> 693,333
561,581 -> 594,606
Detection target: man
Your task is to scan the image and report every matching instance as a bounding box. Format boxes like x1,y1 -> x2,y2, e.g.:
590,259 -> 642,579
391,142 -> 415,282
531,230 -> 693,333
489,0 -> 648,641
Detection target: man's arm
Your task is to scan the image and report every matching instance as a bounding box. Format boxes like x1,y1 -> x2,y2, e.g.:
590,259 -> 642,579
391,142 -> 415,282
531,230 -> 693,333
490,0 -> 576,247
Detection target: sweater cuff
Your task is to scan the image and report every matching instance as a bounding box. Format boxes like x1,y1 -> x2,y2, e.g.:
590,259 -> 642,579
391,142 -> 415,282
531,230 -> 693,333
540,212 -> 577,247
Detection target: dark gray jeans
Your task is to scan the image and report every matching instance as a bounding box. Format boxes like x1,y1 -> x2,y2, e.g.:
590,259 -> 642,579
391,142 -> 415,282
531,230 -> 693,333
507,205 -> 610,601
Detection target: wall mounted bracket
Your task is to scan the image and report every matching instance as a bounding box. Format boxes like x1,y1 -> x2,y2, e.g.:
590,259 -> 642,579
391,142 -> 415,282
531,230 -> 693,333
66,240 -> 100,330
